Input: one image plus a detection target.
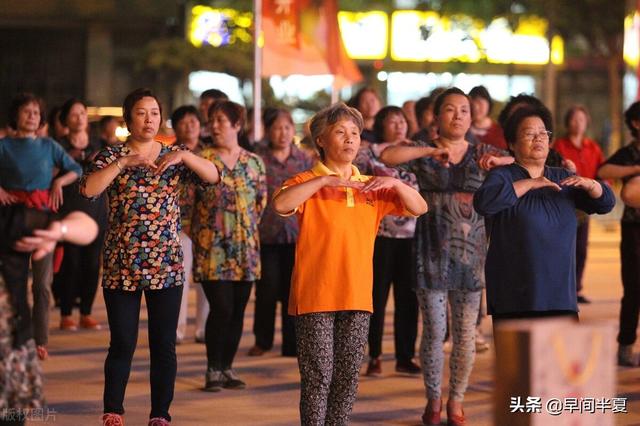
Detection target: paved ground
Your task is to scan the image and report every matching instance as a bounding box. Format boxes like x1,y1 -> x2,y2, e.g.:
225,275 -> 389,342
37,216 -> 640,425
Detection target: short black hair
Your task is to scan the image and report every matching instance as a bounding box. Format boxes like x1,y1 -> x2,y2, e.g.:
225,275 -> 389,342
59,98 -> 87,126
414,96 -> 434,127
468,85 -> 493,114
625,101 -> 640,138
208,100 -> 245,128
99,115 -> 118,130
200,88 -> 228,101
347,87 -> 380,110
170,105 -> 201,128
373,106 -> 408,142
122,88 -> 163,127
497,94 -> 546,129
433,87 -> 469,116
263,107 -> 293,131
503,106 -> 553,148
8,92 -> 46,130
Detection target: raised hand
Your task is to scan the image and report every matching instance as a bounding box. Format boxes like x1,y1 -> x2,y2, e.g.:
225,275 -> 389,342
532,176 -> 562,191
155,151 -> 185,175
120,154 -> 158,170
0,186 -> 18,206
560,175 -> 597,191
13,222 -> 63,260
360,176 -> 398,193
430,147 -> 450,167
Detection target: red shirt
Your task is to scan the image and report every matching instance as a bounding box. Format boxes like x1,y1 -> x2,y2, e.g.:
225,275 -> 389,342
553,137 -> 605,179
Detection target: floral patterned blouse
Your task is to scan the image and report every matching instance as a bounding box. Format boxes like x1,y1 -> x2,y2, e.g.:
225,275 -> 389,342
254,142 -> 314,245
354,143 -> 419,239
191,148 -> 267,282
402,141 -> 506,291
81,143 -> 199,291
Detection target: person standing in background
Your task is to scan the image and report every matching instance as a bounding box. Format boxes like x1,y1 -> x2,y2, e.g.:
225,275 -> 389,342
249,108 -> 314,358
553,105 -> 605,304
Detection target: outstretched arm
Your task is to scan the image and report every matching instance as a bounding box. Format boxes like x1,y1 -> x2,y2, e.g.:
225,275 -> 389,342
380,145 -> 449,167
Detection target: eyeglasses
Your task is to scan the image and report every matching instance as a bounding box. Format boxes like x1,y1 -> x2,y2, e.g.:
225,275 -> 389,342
521,130 -> 552,142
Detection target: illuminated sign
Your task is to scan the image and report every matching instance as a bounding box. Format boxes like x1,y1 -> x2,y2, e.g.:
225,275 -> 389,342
390,11 -> 563,65
189,5 -> 253,47
624,12 -> 639,67
338,11 -> 388,60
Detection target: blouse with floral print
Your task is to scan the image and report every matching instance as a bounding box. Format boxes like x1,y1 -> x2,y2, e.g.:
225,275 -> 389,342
80,143 -> 198,291
254,141 -> 315,245
354,143 -> 419,239
191,148 -> 267,282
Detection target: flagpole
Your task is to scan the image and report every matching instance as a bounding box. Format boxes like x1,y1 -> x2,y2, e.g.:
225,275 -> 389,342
253,0 -> 263,143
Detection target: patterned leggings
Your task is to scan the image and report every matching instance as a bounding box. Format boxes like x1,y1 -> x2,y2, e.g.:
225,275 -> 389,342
417,288 -> 481,401
296,311 -> 370,426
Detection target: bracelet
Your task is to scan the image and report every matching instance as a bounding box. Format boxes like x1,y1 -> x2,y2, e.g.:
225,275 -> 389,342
59,221 -> 68,242
114,159 -> 123,172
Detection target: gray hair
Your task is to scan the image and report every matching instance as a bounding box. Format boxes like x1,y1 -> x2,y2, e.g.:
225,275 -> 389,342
309,103 -> 364,160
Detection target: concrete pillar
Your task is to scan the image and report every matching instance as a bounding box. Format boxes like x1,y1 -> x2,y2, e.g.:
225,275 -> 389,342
85,24 -> 113,106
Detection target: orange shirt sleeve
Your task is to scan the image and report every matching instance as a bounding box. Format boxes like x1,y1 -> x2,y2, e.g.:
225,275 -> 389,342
376,186 -> 414,218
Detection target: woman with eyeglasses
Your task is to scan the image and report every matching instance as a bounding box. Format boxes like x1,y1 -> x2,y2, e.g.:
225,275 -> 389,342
474,105 -> 614,327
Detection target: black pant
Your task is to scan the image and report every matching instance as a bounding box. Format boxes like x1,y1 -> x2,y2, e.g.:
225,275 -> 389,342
368,237 -> 418,362
253,244 -> 296,355
202,280 -> 252,370
575,218 -> 589,294
58,230 -> 105,316
103,285 -> 182,421
618,223 -> 640,345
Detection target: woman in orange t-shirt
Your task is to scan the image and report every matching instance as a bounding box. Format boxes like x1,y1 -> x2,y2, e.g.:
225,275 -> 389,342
273,103 -> 427,425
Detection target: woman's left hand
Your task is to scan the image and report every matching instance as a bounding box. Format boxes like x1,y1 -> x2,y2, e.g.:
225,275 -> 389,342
155,151 -> 186,175
360,176 -> 399,193
560,175 -> 599,191
478,154 -> 514,171
48,178 -> 64,212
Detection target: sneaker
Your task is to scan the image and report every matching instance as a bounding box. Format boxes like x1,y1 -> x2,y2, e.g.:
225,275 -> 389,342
247,345 -> 267,356
36,345 -> 49,361
222,369 -> 246,389
148,417 -> 170,426
617,344 -> 639,367
60,316 -> 78,331
475,329 -> 490,353
203,368 -> 224,392
395,359 -> 421,375
102,413 -> 124,426
80,315 -> 102,330
365,357 -> 382,376
577,295 -> 591,304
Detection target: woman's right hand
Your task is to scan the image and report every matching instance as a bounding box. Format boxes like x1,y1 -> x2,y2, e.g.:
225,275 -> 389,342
120,154 -> 158,170
531,176 -> 561,191
323,176 -> 364,190
0,186 -> 18,205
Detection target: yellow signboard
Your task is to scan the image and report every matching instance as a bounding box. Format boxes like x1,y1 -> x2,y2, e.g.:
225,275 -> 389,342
189,5 -> 252,48
338,11 -> 388,60
390,11 -> 563,65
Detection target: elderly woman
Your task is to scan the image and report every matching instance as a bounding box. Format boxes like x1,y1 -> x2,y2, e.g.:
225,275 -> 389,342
553,105 -> 606,304
191,101 -> 267,392
81,88 -> 219,426
250,108 -> 314,357
273,103 -> 427,425
598,100 -> 640,366
474,106 -> 614,322
354,105 -> 421,376
0,93 -> 82,361
381,87 -> 511,426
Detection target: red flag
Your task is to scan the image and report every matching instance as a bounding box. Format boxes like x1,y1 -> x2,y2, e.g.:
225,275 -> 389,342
261,0 -> 362,88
